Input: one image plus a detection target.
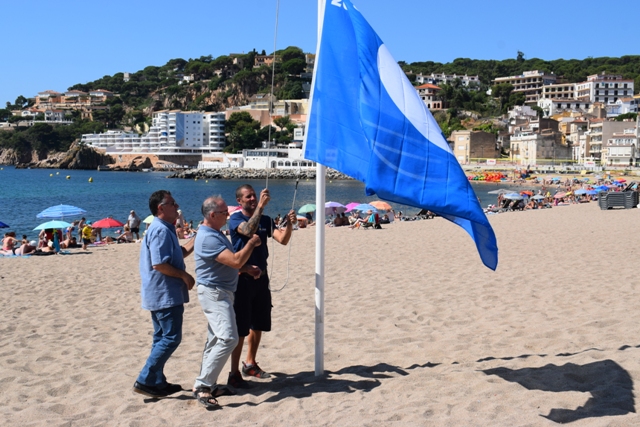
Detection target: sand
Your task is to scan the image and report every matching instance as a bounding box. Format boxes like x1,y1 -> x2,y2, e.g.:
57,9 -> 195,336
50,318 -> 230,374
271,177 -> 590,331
1,202 -> 639,426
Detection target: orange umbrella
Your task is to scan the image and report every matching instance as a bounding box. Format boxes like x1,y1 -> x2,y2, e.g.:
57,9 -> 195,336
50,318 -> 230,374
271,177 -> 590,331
369,200 -> 392,210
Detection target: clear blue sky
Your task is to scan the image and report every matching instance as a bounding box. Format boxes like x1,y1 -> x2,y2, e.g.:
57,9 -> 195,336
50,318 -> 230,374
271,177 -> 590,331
1,0 -> 637,106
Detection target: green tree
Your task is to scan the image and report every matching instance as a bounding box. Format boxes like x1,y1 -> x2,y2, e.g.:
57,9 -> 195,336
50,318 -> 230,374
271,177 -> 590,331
0,108 -> 12,121
282,58 -> 306,75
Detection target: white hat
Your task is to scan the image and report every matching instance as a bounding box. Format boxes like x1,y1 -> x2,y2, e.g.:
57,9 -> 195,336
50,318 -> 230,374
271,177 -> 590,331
29,240 -> 36,246
47,241 -> 54,248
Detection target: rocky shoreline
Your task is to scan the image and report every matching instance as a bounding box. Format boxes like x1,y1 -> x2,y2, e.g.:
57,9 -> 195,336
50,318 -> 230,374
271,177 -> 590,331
167,168 -> 354,180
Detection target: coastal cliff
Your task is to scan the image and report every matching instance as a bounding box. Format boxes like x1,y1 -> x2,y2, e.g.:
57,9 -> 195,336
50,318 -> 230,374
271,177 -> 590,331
0,142 -> 115,170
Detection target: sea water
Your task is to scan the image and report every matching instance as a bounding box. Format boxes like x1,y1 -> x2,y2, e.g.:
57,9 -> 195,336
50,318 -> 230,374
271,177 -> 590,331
0,166 -> 511,239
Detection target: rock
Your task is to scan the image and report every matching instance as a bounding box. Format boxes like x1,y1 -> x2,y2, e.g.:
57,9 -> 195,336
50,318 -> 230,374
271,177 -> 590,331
167,168 -> 354,181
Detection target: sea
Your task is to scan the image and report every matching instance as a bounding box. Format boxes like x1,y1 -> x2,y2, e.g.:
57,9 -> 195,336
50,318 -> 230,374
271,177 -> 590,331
0,166 -> 511,239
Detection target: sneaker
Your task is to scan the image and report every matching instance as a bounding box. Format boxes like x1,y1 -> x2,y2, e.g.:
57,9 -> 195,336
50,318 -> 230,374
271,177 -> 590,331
242,361 -> 271,379
227,371 -> 253,389
133,381 -> 171,398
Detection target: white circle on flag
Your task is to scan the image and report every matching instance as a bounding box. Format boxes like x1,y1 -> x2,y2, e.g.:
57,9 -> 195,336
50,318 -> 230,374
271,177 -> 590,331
377,44 -> 452,154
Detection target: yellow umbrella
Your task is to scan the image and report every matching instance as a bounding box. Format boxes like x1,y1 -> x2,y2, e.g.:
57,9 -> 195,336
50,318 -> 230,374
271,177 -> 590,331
143,214 -> 154,224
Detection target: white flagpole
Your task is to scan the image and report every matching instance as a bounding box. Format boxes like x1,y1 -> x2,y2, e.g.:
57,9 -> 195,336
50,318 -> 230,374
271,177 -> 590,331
314,0 -> 326,377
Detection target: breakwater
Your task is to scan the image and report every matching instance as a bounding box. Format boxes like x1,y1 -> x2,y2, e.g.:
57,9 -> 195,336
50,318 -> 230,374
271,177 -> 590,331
167,168 -> 353,180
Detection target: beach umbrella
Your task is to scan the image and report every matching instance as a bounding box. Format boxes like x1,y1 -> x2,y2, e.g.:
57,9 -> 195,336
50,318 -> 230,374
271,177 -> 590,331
325,201 -> 346,216
344,202 -> 361,212
369,200 -> 393,210
532,195 -> 545,200
33,220 -> 72,231
353,203 -> 378,212
0,220 -> 9,228
553,192 -> 566,199
596,185 -> 609,191
36,204 -> 86,219
298,204 -> 316,214
487,189 -> 512,194
574,189 -> 587,195
92,217 -> 125,229
143,215 -> 154,224
586,190 -> 598,195
615,178 -> 626,183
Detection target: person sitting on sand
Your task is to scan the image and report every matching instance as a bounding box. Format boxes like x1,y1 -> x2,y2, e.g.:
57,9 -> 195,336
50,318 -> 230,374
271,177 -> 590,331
60,236 -> 79,249
2,232 -> 18,254
117,225 -> 134,243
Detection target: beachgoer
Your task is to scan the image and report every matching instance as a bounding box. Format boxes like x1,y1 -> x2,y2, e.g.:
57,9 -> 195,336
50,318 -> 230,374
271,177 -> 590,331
77,217 -> 86,240
191,195 -> 262,407
117,225 -> 134,243
133,190 -> 195,398
2,232 -> 18,254
128,210 -> 142,240
226,185 -> 296,389
81,222 -> 92,250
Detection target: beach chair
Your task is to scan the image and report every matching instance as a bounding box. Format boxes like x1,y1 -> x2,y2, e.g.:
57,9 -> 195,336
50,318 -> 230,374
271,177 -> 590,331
361,214 -> 379,229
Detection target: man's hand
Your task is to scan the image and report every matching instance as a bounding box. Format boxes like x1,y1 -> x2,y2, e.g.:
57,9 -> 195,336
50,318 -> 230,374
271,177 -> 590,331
244,265 -> 262,279
248,234 -> 261,247
181,271 -> 195,290
257,189 -> 271,210
286,209 -> 296,226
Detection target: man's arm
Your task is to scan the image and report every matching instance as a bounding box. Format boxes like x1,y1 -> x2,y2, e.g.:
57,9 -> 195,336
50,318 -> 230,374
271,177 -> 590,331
272,209 -> 296,245
216,234 -> 261,269
237,189 -> 270,237
153,263 -> 195,290
180,235 -> 195,258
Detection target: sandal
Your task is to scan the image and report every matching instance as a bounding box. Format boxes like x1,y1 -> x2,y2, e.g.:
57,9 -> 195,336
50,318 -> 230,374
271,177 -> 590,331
193,386 -> 219,408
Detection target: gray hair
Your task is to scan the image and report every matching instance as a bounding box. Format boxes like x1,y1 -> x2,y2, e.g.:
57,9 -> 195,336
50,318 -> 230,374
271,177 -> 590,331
201,195 -> 224,218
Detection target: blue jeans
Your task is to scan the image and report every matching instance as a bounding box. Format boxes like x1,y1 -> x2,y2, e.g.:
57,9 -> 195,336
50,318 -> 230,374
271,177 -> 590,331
137,304 -> 184,387
194,287 -> 238,389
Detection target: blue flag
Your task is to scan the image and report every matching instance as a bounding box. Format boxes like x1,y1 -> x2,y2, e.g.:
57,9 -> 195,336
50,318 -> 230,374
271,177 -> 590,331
304,0 -> 498,270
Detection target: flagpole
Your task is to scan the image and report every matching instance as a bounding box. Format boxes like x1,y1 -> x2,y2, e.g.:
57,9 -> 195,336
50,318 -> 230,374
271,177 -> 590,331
314,0 -> 326,377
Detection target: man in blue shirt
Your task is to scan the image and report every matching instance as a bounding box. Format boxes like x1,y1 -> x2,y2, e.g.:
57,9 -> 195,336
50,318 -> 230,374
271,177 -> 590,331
133,190 -> 196,398
227,184 -> 296,388
191,195 -> 261,407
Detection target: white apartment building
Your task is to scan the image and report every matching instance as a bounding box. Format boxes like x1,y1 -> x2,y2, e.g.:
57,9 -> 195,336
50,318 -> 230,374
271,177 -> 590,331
493,70 -> 557,104
537,98 -> 593,117
82,110 -> 225,154
415,72 -> 480,89
576,72 -> 634,104
202,112 -> 226,149
415,84 -> 443,110
606,97 -> 639,118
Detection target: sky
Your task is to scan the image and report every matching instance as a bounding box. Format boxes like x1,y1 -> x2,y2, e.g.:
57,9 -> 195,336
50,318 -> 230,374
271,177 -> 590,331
1,0 -> 637,106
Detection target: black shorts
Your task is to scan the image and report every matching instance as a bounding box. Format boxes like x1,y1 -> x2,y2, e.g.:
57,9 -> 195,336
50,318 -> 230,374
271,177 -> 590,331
131,227 -> 140,233
234,273 -> 272,337
82,238 -> 91,244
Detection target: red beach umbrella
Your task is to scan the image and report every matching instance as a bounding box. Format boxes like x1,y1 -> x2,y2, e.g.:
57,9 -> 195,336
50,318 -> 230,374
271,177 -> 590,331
92,217 -> 125,228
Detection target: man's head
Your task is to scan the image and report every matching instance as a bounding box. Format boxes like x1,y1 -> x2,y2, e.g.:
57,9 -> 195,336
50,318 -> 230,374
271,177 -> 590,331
130,210 -> 135,215
150,190 -> 179,223
236,184 -> 258,214
201,195 -> 228,230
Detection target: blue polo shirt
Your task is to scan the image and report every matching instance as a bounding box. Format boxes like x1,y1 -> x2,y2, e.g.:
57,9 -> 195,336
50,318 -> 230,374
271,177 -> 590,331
139,217 -> 189,311
194,225 -> 239,292
228,212 -> 274,271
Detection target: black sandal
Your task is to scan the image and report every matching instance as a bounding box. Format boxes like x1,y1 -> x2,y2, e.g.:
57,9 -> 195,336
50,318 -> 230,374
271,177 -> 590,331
193,386 -> 219,408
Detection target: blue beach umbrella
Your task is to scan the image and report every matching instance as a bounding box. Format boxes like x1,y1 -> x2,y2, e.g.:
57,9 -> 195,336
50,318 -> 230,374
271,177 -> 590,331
586,190 -> 598,195
0,220 -> 9,228
353,203 -> 378,212
574,189 -> 587,195
37,204 -> 86,219
33,220 -> 72,231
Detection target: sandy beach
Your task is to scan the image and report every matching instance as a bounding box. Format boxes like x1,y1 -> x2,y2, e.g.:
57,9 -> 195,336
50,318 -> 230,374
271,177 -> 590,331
1,201 -> 639,426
